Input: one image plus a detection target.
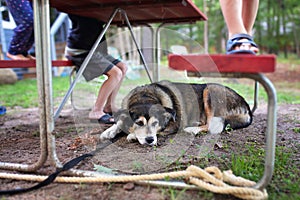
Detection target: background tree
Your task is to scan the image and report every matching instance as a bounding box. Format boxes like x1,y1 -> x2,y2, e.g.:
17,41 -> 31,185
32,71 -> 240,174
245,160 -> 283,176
166,0 -> 300,57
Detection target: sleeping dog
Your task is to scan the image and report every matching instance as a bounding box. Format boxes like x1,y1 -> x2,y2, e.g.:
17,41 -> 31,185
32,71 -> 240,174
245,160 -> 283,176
100,80 -> 252,146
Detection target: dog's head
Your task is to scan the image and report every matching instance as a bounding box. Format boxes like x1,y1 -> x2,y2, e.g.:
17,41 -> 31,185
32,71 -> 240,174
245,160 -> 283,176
115,104 -> 176,146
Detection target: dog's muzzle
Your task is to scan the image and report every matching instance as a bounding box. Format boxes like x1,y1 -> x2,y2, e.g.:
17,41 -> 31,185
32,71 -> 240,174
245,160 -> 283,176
145,136 -> 154,145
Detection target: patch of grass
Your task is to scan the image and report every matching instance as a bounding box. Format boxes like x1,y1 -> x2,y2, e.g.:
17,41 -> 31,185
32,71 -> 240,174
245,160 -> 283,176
225,82 -> 300,105
292,127 -> 300,134
230,143 -> 265,181
268,146 -> 300,199
0,77 -> 69,108
160,187 -> 189,200
277,54 -> 300,65
277,90 -> 300,104
0,78 -> 39,108
230,143 -> 300,199
132,161 -> 144,173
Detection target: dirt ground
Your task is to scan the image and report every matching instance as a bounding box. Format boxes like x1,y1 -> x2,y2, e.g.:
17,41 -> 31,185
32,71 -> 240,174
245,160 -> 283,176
0,62 -> 299,200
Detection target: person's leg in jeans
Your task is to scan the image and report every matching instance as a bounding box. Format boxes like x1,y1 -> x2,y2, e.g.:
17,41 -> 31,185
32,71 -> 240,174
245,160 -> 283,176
5,0 -> 34,60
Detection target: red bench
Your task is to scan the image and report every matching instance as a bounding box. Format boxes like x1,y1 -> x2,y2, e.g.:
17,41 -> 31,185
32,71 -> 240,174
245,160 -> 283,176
0,60 -> 73,68
168,54 -> 276,73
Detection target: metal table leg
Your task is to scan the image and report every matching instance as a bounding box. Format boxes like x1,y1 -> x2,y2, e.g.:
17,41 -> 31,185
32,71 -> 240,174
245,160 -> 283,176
0,0 -> 50,172
252,81 -> 259,113
248,74 -> 277,190
199,72 -> 277,189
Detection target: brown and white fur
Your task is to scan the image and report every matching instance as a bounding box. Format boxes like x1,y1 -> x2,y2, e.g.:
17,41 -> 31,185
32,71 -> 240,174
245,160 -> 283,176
100,80 -> 252,146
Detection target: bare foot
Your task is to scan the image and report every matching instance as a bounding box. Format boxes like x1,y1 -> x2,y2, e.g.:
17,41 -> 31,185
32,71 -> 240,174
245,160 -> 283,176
233,38 -> 259,54
89,110 -> 115,124
26,55 -> 36,60
89,110 -> 105,120
7,53 -> 30,60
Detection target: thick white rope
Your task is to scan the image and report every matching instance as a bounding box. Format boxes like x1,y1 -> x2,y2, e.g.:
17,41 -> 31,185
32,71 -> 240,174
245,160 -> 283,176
0,165 -> 267,200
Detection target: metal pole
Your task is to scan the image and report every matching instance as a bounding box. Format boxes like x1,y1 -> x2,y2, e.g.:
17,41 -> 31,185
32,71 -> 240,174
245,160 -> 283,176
120,9 -> 153,83
50,12 -> 68,76
34,0 -> 62,167
153,23 -> 165,82
251,74 -> 277,190
251,81 -> 259,113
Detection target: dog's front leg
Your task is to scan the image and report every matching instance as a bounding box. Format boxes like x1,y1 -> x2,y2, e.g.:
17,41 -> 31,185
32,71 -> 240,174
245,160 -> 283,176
100,121 -> 122,140
126,133 -> 137,142
184,125 -> 208,135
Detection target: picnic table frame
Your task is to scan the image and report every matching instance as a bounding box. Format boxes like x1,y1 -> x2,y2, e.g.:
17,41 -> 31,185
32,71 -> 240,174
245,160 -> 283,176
168,54 -> 277,189
0,0 -> 276,191
0,0 -> 204,182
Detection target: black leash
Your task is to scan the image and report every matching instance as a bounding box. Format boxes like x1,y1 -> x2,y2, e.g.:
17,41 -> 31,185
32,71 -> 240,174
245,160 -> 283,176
0,132 -> 125,196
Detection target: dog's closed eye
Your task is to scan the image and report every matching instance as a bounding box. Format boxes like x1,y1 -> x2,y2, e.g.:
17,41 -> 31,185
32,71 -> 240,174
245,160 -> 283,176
135,120 -> 144,126
151,121 -> 158,127
135,117 -> 147,126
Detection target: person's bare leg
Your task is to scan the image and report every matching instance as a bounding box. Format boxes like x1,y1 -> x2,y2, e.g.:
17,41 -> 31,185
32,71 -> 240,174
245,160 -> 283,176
104,62 -> 127,113
241,0 -> 259,53
242,0 -> 259,35
220,0 -> 247,38
220,0 -> 259,53
89,67 -> 123,120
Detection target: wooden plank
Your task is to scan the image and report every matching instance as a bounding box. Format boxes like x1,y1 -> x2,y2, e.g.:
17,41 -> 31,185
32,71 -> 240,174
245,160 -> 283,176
0,60 -> 73,68
168,54 -> 276,73
50,0 -> 207,25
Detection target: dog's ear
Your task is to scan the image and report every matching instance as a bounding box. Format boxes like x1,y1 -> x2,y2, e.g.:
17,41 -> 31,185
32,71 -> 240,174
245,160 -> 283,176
163,107 -> 176,122
114,109 -> 134,133
114,109 -> 129,121
158,107 -> 176,131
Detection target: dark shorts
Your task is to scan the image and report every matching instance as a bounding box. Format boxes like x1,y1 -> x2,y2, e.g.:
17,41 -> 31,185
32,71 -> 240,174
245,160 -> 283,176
67,51 -> 121,81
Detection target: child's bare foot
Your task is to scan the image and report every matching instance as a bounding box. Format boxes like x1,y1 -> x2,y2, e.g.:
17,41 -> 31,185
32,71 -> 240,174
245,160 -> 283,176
26,55 -> 36,60
7,53 -> 30,60
89,110 -> 115,124
233,38 -> 259,53
89,110 -> 105,120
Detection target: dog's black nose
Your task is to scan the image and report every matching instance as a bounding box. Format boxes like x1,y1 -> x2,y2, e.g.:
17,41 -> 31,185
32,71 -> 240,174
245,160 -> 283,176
145,136 -> 154,144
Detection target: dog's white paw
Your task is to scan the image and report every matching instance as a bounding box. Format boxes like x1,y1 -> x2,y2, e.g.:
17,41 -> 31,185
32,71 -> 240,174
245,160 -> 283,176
127,133 -> 137,142
100,124 -> 120,140
208,117 -> 225,134
184,126 -> 205,135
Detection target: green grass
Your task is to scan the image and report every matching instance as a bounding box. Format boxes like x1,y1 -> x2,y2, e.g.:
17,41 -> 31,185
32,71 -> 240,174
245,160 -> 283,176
0,76 -> 69,108
276,53 -> 300,65
230,143 -> 265,182
0,78 -> 39,108
268,146 -> 300,199
1,74 -> 298,108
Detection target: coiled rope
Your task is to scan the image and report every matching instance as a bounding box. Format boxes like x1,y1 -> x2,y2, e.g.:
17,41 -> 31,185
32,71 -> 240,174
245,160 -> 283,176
0,165 -> 267,200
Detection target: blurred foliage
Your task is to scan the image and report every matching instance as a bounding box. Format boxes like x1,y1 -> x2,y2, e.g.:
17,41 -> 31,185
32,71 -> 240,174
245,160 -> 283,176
163,0 -> 300,58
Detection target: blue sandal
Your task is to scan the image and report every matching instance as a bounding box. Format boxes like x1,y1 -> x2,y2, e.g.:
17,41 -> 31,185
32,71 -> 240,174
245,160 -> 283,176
226,33 -> 258,55
90,114 -> 115,124
0,105 -> 6,115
